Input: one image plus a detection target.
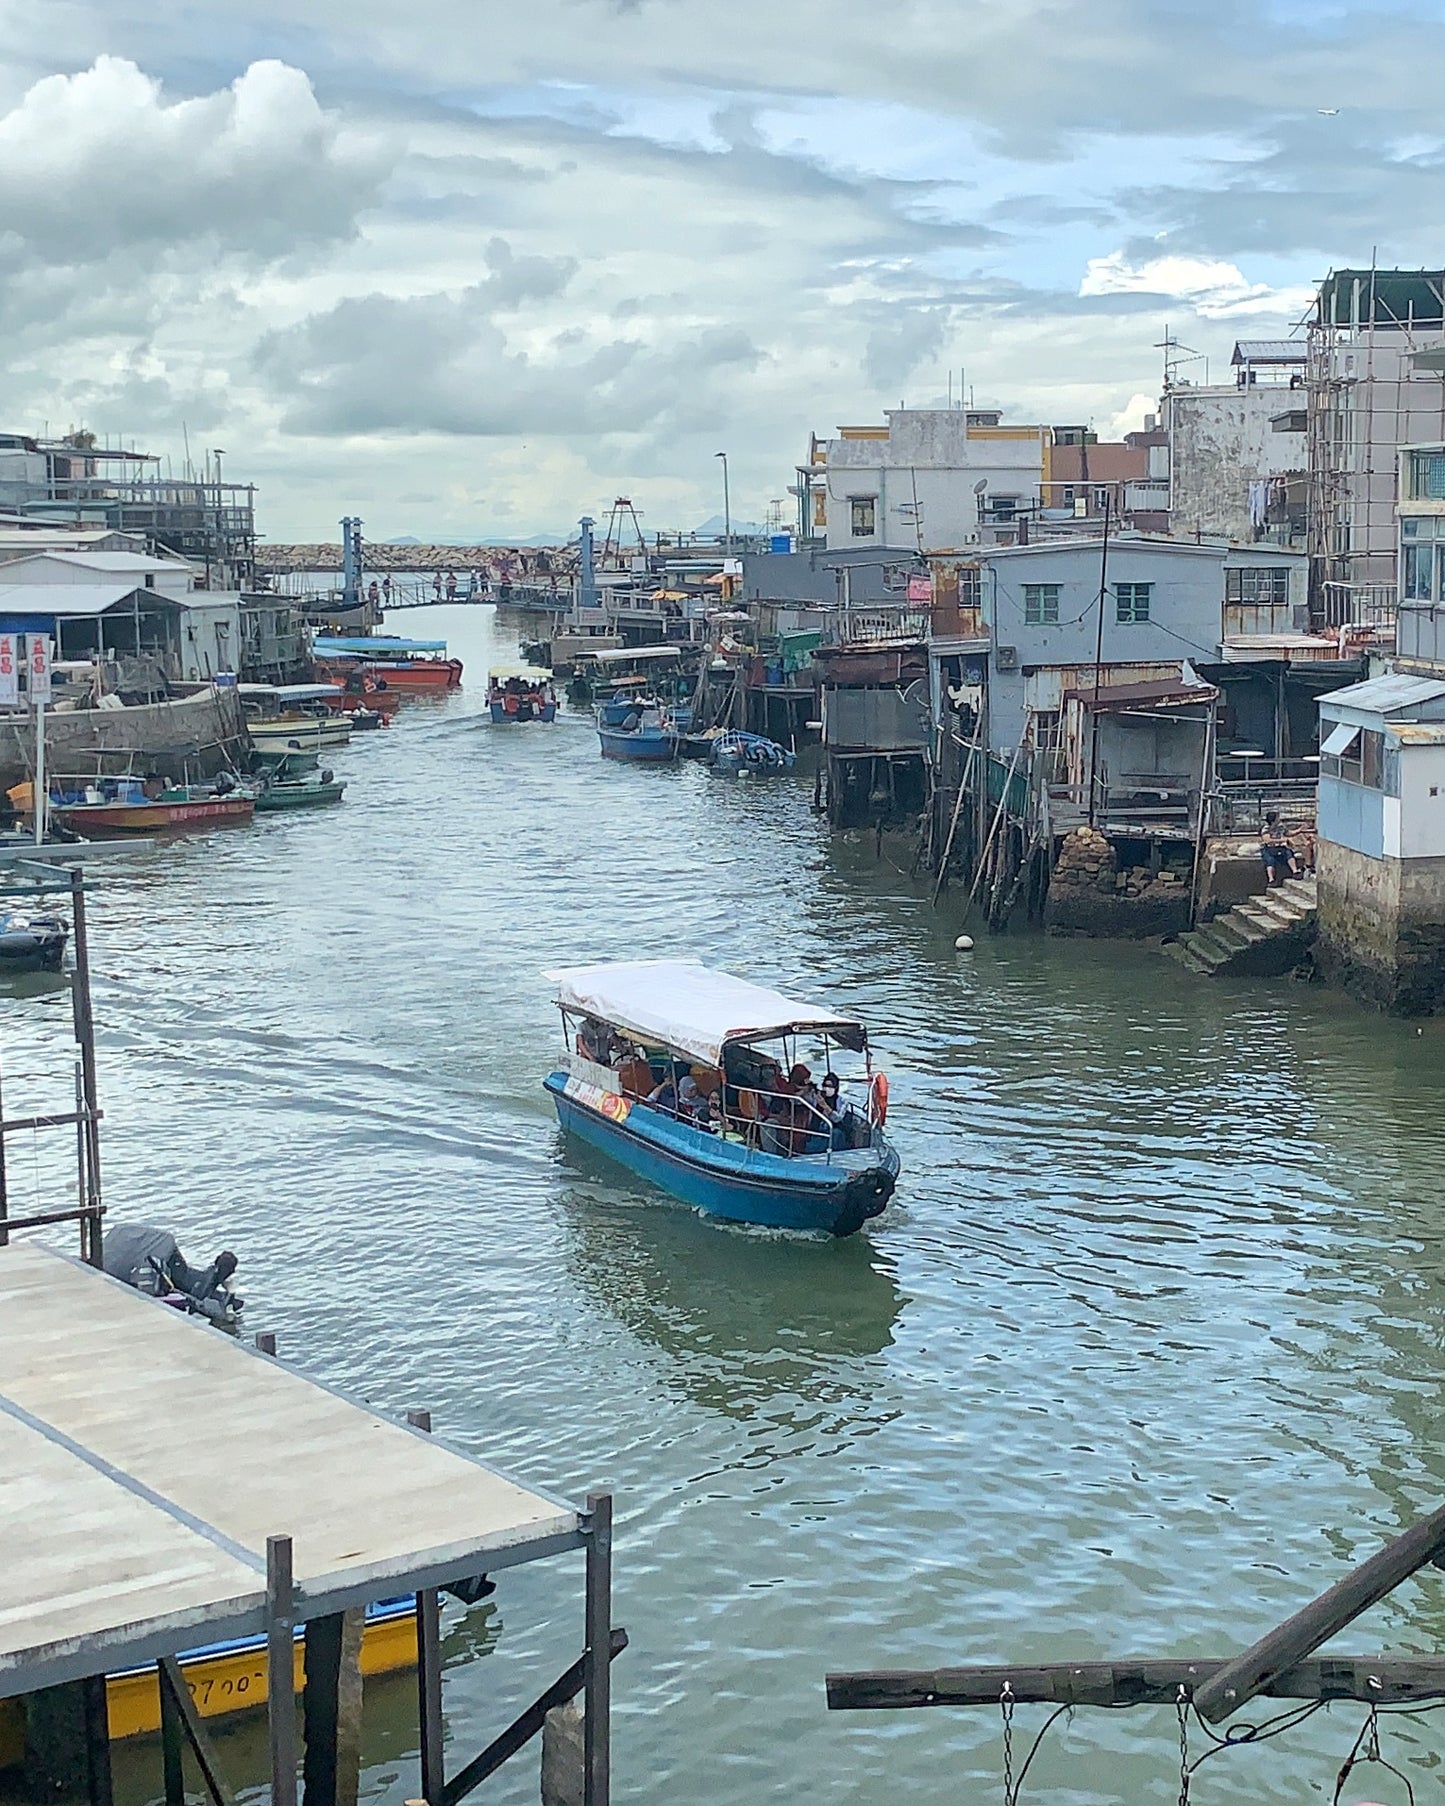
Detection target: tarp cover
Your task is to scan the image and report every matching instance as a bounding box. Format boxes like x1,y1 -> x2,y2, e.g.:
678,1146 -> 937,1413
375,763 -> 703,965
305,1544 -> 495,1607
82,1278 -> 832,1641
313,636 -> 447,655
547,959 -> 866,1065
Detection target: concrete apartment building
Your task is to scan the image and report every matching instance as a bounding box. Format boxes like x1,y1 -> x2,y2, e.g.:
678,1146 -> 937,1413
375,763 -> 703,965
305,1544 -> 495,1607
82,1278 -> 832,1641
1308,269 -> 1445,627
1160,340 -> 1309,548
796,410 -> 1049,554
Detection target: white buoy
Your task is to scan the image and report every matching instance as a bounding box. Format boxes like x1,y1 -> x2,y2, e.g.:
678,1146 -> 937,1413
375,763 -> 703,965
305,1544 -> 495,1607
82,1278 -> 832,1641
954,934 -> 975,952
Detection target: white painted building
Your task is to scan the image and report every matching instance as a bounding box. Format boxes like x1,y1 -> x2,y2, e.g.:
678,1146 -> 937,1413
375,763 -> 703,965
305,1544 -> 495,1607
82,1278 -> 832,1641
804,410 -> 1048,555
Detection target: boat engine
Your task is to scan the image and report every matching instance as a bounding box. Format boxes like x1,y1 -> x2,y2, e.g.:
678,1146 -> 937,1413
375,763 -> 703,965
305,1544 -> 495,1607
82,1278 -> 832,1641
102,1223 -> 244,1328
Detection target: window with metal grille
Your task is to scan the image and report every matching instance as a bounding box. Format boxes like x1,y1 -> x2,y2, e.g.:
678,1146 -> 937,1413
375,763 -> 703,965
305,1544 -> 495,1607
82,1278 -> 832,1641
1410,450 -> 1445,500
1225,567 -> 1289,606
849,496 -> 876,536
1024,584 -> 1059,625
1115,581 -> 1151,623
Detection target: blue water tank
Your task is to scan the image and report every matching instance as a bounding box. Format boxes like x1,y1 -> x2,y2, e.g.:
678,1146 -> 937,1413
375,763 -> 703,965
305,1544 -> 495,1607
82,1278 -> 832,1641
769,533 -> 792,554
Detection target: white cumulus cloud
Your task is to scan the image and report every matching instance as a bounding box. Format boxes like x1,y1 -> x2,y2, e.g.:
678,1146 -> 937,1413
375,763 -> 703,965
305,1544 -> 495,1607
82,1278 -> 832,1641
1079,252 -> 1316,320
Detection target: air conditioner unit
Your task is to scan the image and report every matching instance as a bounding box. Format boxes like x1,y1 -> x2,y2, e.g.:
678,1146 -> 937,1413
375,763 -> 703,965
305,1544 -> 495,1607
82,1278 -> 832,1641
995,645 -> 1019,671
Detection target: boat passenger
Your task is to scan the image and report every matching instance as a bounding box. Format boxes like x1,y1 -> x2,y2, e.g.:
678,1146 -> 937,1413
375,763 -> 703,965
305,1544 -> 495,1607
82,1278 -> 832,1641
758,1095 -> 794,1158
647,1065 -> 684,1115
819,1072 -> 865,1150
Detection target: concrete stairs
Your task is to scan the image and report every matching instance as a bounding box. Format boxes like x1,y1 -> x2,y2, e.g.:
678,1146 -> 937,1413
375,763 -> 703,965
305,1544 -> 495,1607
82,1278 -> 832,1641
1166,877 -> 1317,978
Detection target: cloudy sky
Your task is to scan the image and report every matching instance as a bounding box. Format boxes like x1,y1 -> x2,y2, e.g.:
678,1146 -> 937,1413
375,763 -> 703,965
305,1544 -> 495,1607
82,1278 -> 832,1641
2,0 -> 1440,540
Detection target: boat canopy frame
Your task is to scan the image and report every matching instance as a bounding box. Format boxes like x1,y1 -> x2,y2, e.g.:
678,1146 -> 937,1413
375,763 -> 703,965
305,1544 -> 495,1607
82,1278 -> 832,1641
547,960 -> 868,1070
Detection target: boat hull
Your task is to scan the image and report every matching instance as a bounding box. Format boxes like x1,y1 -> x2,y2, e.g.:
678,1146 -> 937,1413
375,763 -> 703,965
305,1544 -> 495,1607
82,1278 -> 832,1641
545,1072 -> 896,1236
52,798 -> 255,836
490,701 -> 557,723
255,781 -> 346,811
597,727 -> 678,762
248,719 -> 352,750
317,658 -> 462,692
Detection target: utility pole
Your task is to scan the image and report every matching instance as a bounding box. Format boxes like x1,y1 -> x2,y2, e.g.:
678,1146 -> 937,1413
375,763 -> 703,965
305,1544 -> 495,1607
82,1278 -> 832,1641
715,451 -> 731,551
1087,495 -> 1112,827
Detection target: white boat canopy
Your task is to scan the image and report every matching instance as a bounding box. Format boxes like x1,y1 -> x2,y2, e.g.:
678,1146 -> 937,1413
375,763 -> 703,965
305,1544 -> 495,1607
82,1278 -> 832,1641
489,663 -> 553,681
547,959 -> 867,1066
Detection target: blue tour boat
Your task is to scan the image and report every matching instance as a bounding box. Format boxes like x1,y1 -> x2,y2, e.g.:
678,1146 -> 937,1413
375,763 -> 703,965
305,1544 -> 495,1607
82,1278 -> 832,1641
597,703 -> 679,763
544,960 -> 899,1237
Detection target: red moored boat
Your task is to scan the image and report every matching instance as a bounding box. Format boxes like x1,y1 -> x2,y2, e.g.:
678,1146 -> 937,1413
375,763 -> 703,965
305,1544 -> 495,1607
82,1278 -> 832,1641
312,636 -> 463,693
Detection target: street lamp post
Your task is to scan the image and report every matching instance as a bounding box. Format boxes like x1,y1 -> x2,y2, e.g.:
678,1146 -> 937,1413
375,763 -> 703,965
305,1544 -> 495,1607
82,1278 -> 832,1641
714,451 -> 731,552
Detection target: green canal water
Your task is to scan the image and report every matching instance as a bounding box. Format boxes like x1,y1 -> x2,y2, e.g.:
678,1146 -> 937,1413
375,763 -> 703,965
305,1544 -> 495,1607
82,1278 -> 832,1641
7,603 -> 1445,1803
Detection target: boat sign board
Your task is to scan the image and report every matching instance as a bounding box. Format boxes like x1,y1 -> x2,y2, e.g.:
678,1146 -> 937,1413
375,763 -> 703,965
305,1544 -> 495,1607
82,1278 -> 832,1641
563,1074 -> 632,1123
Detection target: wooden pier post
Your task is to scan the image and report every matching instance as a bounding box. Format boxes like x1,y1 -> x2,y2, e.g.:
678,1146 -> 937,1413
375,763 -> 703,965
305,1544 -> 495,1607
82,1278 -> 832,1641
583,1492 -> 613,1806
407,1409 -> 446,1806
267,1535 -> 298,1806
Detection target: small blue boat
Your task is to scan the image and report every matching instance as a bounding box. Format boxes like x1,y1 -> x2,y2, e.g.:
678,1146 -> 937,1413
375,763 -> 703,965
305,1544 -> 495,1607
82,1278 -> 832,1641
544,960 -> 900,1237
710,731 -> 796,778
597,704 -> 679,763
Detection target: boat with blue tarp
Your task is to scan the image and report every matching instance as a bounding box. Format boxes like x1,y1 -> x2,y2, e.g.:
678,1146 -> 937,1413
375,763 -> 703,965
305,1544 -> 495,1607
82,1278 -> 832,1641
709,731 -> 796,777
543,960 -> 899,1236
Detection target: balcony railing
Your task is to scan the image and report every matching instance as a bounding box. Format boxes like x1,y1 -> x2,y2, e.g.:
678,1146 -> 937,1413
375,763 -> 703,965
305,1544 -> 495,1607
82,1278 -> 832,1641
1318,581 -> 1397,629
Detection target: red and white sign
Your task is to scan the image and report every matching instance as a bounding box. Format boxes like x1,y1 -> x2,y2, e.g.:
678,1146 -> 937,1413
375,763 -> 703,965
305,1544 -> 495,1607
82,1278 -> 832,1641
907,574 -> 933,604
0,635 -> 17,707
27,633 -> 51,704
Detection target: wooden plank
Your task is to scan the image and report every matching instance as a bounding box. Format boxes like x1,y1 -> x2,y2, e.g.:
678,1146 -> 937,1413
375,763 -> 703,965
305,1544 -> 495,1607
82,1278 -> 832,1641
826,1655 -> 1445,1711
1192,1503 -> 1445,1721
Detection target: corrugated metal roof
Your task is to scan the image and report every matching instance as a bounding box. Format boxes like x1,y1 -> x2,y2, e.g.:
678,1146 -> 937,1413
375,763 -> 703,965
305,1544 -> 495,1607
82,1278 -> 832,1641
1061,676 -> 1218,710
1320,673 -> 1445,712
1232,339 -> 1307,363
31,550 -> 189,574
0,583 -> 170,618
1389,722 -> 1445,745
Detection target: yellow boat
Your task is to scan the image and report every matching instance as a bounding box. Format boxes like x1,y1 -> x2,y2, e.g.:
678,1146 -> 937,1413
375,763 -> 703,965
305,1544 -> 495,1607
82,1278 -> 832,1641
0,1598 -> 416,1766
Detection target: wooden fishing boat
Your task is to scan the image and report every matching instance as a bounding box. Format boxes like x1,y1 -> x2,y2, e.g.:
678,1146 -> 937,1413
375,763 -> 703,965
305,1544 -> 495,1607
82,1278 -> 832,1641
50,781 -> 255,836
255,772 -> 346,811
597,704 -> 679,763
312,636 -> 463,691
239,683 -> 356,750
544,960 -> 900,1237
709,731 -> 796,777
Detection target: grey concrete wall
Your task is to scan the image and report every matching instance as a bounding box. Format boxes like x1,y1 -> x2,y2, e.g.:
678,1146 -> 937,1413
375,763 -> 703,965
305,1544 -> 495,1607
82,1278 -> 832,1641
984,538 -> 1224,747
1316,836 -> 1445,1013
1164,385 -> 1304,543
0,687 -> 250,791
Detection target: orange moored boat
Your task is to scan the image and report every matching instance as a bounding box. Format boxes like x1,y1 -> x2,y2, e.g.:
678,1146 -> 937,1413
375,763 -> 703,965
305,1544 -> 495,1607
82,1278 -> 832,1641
313,636 -> 463,693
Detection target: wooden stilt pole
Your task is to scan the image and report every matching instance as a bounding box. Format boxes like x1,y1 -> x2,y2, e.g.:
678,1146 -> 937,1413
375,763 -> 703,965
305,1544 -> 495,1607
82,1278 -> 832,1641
267,1536 -> 298,1806
583,1491 -> 613,1806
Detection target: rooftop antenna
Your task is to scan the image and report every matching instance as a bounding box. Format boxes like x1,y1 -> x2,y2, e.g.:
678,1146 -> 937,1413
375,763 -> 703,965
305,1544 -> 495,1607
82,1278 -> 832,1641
1155,325 -> 1203,390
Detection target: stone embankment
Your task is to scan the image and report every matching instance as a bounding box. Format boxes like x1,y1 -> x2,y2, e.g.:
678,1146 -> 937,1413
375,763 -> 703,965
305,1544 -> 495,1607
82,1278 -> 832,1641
1044,827 -> 1193,938
0,687 -> 249,792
